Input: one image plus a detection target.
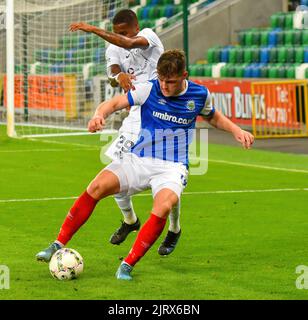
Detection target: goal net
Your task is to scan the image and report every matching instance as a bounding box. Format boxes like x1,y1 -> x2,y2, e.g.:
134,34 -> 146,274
0,0 -> 129,138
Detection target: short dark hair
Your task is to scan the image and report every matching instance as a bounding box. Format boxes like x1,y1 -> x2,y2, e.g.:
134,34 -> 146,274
112,9 -> 138,26
157,49 -> 186,77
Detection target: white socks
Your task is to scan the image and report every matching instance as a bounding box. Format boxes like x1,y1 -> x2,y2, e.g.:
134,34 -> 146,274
114,194 -> 137,225
168,201 -> 181,234
114,195 -> 181,232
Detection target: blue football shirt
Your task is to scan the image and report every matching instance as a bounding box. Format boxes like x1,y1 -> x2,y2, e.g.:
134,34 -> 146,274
127,79 -> 215,166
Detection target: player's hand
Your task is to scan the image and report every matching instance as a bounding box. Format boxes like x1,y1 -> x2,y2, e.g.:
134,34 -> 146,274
233,129 -> 254,149
117,72 -> 136,92
69,22 -> 94,33
88,116 -> 105,133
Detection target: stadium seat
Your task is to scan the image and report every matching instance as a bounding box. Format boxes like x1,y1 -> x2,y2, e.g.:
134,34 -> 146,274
220,47 -> 230,63
65,49 -> 76,64
245,31 -> 253,46
302,30 -> 308,45
64,64 -> 80,73
252,64 -> 262,78
244,48 -> 253,63
270,14 -> 279,29
244,65 -> 253,78
51,64 -> 64,73
142,6 -> 151,19
148,6 -> 160,19
274,13 -> 286,29
276,30 -> 284,45
236,47 -> 244,63
162,0 -> 175,4
260,65 -> 269,78
286,64 -> 297,78
260,47 -> 270,63
207,47 -> 221,63
295,47 -> 304,63
268,65 -> 279,78
88,64 -> 106,77
293,30 -> 302,45
267,64 -> 286,78
203,64 -> 212,77
227,65 -> 236,77
238,31 -> 245,46
260,30 -> 269,46
164,5 -> 174,18
189,64 -> 205,76
304,48 -> 308,63
277,65 -> 286,78
228,47 -> 237,63
189,64 -> 198,76
234,64 -> 246,77
284,30 -> 294,45
139,19 -> 156,28
286,47 -> 295,63
277,47 -> 287,63
251,47 -> 260,63
285,13 -> 294,29
268,30 -> 278,46
269,47 -> 278,63
252,31 -> 261,46
220,65 -> 228,77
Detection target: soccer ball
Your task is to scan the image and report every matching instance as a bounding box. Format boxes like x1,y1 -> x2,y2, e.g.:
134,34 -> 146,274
49,248 -> 84,280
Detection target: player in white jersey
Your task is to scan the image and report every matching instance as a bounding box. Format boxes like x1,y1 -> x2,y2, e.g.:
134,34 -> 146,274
36,50 -> 254,280
69,10 -> 181,255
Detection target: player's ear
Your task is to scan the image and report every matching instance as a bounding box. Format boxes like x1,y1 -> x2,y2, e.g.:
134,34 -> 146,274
183,71 -> 189,79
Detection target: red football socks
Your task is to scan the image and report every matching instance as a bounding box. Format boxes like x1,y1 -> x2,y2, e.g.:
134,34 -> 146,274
57,191 -> 98,245
124,213 -> 167,267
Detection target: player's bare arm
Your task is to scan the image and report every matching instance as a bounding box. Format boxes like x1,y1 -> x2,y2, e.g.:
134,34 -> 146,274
108,64 -> 136,91
205,110 -> 255,149
69,22 -> 149,49
108,64 -> 122,88
88,95 -> 130,132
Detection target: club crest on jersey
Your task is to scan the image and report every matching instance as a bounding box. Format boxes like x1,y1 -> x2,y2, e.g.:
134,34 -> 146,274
186,100 -> 195,111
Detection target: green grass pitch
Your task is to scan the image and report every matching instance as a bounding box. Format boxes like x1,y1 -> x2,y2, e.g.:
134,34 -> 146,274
0,125 -> 308,300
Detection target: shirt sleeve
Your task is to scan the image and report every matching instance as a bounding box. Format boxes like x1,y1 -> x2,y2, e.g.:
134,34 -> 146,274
138,28 -> 162,50
105,44 -> 121,67
199,88 -> 215,118
127,82 -> 153,106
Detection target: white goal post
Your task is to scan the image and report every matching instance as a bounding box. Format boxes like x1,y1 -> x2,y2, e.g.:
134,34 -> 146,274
1,0 -> 129,138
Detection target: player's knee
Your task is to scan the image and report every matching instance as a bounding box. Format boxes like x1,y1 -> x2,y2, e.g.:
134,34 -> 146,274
153,200 -> 173,218
87,180 -> 109,199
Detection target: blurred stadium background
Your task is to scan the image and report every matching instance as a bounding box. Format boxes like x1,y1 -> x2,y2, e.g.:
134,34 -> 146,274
0,0 -> 308,300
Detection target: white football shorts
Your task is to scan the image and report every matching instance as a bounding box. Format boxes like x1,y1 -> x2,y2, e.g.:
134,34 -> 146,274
104,131 -> 139,161
103,152 -> 188,200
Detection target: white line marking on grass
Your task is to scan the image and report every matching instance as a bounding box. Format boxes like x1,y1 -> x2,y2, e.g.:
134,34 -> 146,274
182,188 -> 308,195
0,148 -> 100,153
210,159 -> 308,174
27,138 -> 101,149
0,196 -> 78,203
191,157 -> 308,174
1,148 -> 307,173
1,188 -> 307,203
22,130 -> 117,138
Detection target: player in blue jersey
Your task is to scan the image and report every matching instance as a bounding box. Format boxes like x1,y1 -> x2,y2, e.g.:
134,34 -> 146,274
36,50 -> 254,280
70,10 -> 181,255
